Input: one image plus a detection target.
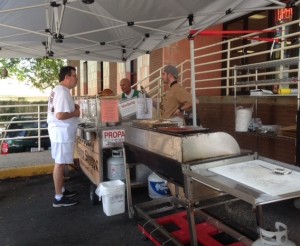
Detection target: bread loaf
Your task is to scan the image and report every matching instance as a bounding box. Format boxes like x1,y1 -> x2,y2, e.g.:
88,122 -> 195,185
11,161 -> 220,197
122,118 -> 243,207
98,88 -> 115,96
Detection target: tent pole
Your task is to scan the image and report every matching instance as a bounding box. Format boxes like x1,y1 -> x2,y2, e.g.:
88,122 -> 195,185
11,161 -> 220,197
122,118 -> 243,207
189,37 -> 197,127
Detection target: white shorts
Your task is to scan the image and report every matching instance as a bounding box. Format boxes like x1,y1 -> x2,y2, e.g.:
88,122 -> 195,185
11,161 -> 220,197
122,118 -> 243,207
51,141 -> 75,164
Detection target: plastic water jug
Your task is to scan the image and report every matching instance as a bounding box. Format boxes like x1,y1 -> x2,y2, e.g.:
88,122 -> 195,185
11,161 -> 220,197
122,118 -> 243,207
148,172 -> 169,199
235,107 -> 253,132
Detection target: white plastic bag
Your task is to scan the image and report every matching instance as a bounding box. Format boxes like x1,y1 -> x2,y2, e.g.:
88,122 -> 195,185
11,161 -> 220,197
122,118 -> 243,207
95,180 -> 125,201
235,106 -> 253,132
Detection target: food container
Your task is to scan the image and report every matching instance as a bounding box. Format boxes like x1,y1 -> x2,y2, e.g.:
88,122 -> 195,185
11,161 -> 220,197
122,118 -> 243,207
85,131 -> 94,141
77,128 -> 83,138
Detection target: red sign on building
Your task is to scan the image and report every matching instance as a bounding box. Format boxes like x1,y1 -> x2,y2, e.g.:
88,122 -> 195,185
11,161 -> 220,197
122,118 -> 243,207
275,8 -> 293,24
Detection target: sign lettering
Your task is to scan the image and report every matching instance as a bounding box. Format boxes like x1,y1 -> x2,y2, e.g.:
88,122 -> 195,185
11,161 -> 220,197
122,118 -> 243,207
102,129 -> 125,148
275,8 -> 293,24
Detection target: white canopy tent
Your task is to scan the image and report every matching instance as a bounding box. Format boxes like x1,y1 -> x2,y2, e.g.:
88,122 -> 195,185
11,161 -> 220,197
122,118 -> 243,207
0,0 -> 294,125
0,0 -> 291,61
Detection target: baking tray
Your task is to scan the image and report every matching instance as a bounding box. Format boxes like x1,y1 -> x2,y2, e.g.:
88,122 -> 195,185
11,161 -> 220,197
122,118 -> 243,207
156,126 -> 210,135
131,120 -> 177,129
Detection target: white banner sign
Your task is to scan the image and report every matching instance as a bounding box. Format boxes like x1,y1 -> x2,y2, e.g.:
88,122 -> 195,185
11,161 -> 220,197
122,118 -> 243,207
118,99 -> 136,118
102,129 -> 125,148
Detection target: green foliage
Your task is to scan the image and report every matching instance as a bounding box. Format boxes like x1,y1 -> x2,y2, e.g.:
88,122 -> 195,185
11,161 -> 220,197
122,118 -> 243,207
0,58 -> 66,91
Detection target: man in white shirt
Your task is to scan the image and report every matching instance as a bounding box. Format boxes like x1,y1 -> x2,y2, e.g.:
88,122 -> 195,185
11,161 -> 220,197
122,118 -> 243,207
47,66 -> 80,207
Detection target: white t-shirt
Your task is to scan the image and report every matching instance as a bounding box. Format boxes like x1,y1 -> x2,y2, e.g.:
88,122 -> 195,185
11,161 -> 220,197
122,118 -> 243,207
47,85 -> 79,143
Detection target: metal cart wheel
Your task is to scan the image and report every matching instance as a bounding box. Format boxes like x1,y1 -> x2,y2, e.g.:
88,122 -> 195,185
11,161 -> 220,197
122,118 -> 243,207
89,184 -> 100,205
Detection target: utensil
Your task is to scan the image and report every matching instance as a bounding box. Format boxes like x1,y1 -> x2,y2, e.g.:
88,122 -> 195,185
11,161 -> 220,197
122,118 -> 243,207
141,86 -> 148,114
259,164 -> 292,175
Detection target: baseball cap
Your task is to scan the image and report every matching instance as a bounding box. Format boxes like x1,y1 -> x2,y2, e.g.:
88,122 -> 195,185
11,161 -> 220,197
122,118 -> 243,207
164,65 -> 178,79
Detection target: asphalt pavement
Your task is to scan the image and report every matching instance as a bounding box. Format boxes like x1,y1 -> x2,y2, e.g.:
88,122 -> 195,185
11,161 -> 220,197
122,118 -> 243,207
0,171 -> 153,246
1,151 -> 300,245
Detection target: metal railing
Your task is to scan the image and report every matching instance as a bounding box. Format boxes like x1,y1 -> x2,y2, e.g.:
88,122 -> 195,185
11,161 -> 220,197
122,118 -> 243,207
132,19 -> 300,99
0,104 -> 49,152
192,19 -> 300,96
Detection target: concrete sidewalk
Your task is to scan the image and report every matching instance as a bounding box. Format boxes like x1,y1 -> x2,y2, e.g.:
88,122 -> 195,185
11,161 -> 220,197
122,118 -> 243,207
0,150 -> 54,180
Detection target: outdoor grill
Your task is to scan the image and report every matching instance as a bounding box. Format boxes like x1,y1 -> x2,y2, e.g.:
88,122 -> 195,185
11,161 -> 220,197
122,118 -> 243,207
124,123 -> 300,207
124,125 -> 241,186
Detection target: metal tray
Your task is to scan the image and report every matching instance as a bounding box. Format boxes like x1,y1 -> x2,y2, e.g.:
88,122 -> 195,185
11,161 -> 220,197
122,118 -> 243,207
156,126 -> 210,135
131,120 -> 177,129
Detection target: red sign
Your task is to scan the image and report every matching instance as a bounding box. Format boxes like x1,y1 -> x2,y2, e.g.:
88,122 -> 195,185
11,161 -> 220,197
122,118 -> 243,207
100,99 -> 120,123
275,8 -> 293,24
102,129 -> 125,148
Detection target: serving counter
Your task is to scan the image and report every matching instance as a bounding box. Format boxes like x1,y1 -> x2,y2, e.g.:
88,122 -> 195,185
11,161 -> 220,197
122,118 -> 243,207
76,124 -> 126,203
74,96 -> 166,204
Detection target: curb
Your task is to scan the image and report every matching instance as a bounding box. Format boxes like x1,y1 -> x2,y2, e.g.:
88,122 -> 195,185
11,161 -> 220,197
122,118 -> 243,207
0,164 -> 53,180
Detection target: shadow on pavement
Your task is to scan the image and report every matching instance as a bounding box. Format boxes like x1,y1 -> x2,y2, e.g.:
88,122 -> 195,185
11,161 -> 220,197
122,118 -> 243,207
1,169 -> 300,246
0,170 -> 152,246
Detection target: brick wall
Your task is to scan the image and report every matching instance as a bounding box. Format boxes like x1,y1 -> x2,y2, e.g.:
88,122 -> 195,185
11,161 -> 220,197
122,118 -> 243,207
109,62 -> 118,95
68,60 -> 80,96
198,96 -> 297,165
149,49 -> 163,80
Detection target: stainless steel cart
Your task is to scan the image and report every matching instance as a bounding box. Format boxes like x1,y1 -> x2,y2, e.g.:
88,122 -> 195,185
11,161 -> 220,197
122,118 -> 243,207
123,125 -> 300,246
76,124 -> 125,204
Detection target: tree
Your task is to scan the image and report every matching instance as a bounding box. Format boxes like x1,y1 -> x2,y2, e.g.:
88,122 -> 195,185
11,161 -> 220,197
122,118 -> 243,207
0,58 -> 66,91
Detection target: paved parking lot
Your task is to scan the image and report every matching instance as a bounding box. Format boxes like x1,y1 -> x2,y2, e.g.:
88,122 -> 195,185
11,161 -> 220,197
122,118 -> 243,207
0,171 -> 153,246
1,151 -> 300,245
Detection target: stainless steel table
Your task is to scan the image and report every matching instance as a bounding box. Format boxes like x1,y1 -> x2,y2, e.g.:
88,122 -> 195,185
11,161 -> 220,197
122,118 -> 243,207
123,125 -> 300,245
182,154 -> 300,245
123,125 -> 249,245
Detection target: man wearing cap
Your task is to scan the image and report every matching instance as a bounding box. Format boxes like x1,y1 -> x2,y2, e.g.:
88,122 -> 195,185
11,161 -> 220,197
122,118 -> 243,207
161,65 -> 192,126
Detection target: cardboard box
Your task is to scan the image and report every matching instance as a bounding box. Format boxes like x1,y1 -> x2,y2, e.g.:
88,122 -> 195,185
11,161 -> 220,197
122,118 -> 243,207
168,181 -> 220,202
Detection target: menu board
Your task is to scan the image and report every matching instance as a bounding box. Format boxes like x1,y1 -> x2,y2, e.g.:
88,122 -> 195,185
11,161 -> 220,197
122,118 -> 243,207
119,99 -> 137,118
100,98 -> 119,123
119,98 -> 153,119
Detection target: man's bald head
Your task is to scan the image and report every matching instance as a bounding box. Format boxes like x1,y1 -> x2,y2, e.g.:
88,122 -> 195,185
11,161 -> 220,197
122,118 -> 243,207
120,78 -> 132,95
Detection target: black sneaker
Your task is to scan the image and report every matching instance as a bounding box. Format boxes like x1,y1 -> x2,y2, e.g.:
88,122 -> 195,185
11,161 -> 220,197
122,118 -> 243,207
63,189 -> 78,198
53,196 -> 79,208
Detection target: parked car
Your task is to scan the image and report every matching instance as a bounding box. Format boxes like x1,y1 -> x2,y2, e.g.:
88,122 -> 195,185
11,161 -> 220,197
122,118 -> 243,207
0,116 -> 51,154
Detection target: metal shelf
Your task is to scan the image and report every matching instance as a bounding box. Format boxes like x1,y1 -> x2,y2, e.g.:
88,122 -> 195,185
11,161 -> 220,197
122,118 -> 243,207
235,58 -> 298,141
235,57 -> 299,70
235,131 -> 295,141
249,94 -> 297,97
236,77 -> 299,86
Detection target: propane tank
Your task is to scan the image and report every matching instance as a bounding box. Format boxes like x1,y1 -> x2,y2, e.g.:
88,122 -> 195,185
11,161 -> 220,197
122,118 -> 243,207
148,172 -> 170,199
1,141 -> 8,155
252,222 -> 296,246
107,149 -> 125,181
